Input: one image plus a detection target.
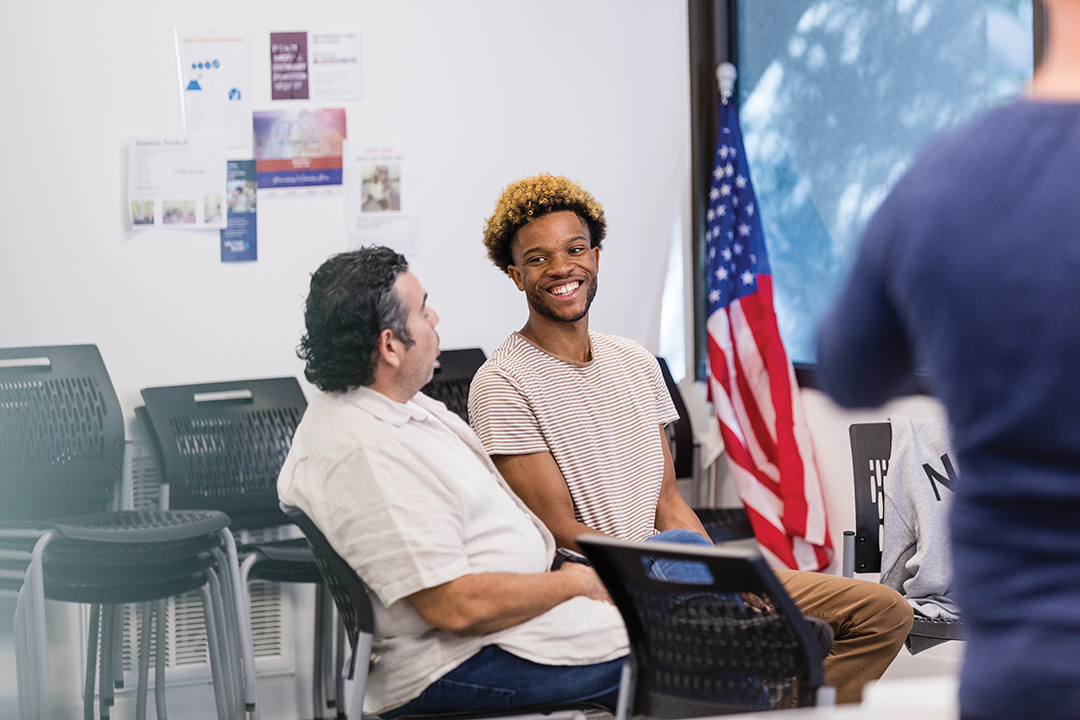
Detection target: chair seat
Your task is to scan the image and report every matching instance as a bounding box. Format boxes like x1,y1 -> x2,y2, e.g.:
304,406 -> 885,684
247,559 -> 324,584
52,509 -> 231,543
912,615 -> 964,640
44,533 -> 221,565
240,538 -> 323,583
693,507 -> 754,543
44,551 -> 214,585
44,569 -> 213,604
240,536 -> 316,563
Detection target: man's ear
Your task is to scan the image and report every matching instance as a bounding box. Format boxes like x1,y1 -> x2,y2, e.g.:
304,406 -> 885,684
377,328 -> 402,369
507,264 -> 525,292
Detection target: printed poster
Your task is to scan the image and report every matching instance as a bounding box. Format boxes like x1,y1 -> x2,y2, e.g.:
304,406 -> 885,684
344,140 -> 416,253
270,30 -> 363,101
221,160 -> 257,261
253,108 -> 346,194
175,29 -> 254,159
128,136 -> 227,230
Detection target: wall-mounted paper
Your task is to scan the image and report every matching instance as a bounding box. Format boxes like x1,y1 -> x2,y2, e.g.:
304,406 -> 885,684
221,160 -> 258,261
175,29 -> 254,159
253,108 -> 346,195
344,140 -> 415,254
128,136 -> 227,230
270,30 -> 363,101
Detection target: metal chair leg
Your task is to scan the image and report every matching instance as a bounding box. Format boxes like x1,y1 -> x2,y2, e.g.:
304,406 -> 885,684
334,613 -> 346,720
239,553 -> 261,720
14,590 -> 30,720
137,602 -> 152,720
347,632 -> 372,720
113,604 -> 125,690
155,599 -> 168,720
222,530 -> 258,717
206,566 -> 237,719
15,578 -> 41,720
212,548 -> 243,719
84,604 -> 101,720
313,583 -> 327,720
200,578 -> 229,720
99,603 -> 112,719
614,660 -> 634,720
28,532 -> 53,717
322,588 -> 336,716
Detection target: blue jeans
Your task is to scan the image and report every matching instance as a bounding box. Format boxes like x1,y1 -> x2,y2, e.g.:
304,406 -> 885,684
642,529 -> 717,583
382,645 -> 626,718
383,531 -> 716,718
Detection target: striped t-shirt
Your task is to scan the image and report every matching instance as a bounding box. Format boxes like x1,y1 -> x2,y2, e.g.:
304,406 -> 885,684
468,331 -> 679,542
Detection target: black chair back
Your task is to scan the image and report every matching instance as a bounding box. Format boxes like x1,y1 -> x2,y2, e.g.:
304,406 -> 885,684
421,348 -> 486,422
578,535 -> 827,717
140,377 -> 306,529
0,345 -> 124,520
283,505 -> 374,676
655,357 -> 694,480
848,422 -> 892,575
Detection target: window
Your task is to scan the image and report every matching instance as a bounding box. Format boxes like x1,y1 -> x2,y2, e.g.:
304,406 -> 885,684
691,0 -> 1038,368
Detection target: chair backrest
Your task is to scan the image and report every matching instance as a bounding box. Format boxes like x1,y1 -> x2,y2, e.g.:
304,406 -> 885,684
578,535 -> 827,718
283,504 -> 375,676
420,347 -> 486,422
139,377 -> 307,529
0,345 -> 124,520
848,422 -> 892,574
655,357 -> 694,480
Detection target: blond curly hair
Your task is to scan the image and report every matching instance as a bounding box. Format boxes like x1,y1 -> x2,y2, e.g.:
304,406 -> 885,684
482,173 -> 606,275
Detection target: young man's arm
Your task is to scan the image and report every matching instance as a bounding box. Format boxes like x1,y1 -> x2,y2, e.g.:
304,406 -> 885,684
492,451 -> 606,552
493,424 -> 710,550
407,561 -> 609,635
654,423 -> 711,540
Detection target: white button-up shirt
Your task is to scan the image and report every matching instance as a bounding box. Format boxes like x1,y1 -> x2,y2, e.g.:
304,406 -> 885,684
278,386 -> 627,714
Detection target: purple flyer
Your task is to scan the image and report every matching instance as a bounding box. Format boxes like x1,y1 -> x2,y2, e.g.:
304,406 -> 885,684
271,32 -> 309,99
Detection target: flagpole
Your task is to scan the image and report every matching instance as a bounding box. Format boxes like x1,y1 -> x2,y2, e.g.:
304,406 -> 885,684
716,62 -> 737,104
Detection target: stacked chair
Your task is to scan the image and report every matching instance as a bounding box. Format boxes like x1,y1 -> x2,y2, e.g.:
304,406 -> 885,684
419,348 -> 487,422
578,535 -> 833,717
138,377 -> 343,720
0,344 -> 246,720
843,422 -> 964,645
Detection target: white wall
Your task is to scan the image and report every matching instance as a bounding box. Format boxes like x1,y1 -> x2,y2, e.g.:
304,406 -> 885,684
0,0 -> 693,430
0,1 -> 958,715
0,2 -> 692,718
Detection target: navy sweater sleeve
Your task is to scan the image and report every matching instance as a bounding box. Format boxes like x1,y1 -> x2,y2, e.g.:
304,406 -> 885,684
814,194 -> 916,408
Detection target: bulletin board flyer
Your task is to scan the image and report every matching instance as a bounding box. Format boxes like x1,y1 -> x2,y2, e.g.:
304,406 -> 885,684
253,108 -> 346,193
128,135 -> 227,230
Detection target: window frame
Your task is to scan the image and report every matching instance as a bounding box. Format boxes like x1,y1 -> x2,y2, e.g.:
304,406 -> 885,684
687,0 -> 1047,384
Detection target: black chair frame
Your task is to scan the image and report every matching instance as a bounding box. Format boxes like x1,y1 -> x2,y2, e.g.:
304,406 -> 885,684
844,422 -> 963,642
578,535 -> 830,718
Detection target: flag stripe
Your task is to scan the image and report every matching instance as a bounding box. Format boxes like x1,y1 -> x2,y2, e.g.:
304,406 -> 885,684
704,98 -> 833,571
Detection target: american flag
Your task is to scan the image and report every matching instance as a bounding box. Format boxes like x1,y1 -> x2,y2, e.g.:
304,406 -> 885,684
705,98 -> 833,572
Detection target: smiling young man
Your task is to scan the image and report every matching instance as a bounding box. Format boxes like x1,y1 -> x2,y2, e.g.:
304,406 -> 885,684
467,174 -> 913,704
278,246 -> 628,718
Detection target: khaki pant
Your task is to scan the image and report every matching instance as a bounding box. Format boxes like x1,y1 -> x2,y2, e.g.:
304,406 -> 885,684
775,569 -> 914,704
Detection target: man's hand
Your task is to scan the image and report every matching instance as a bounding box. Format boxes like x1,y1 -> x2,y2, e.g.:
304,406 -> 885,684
557,561 -> 612,604
740,592 -> 772,613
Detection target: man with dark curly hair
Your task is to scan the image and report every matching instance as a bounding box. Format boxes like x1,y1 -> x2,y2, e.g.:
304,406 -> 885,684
278,246 -> 629,718
468,174 -> 913,704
